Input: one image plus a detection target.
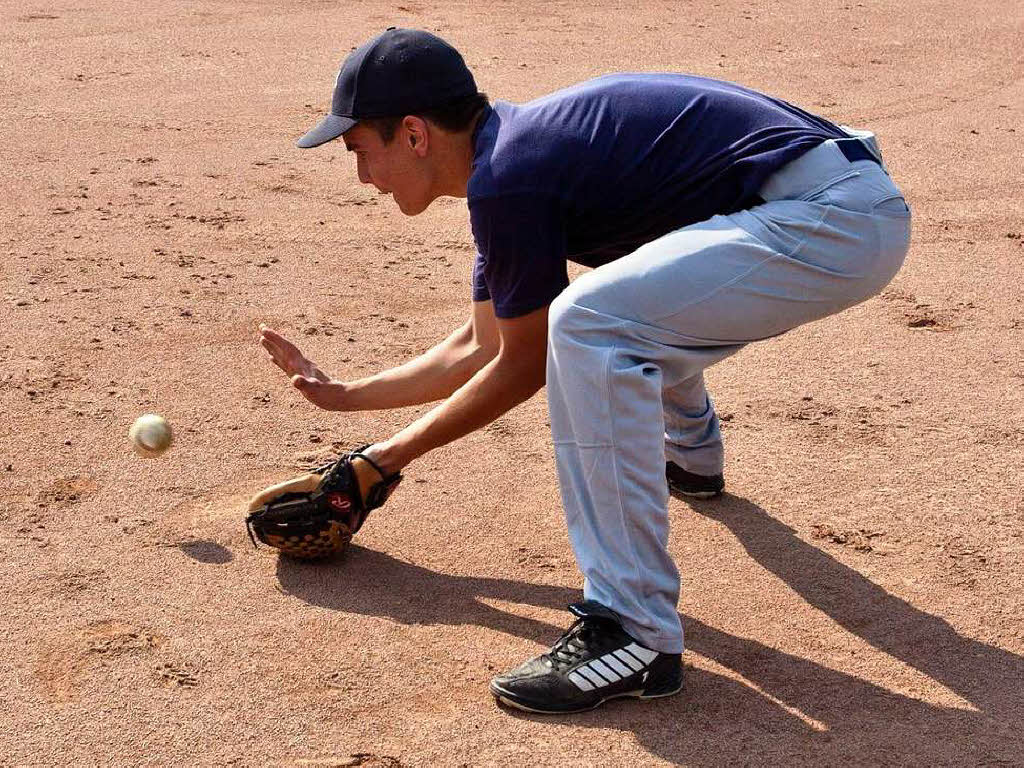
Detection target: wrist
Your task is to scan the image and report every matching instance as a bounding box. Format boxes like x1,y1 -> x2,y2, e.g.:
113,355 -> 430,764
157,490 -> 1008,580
325,379 -> 351,411
363,438 -> 415,477
333,376 -> 378,411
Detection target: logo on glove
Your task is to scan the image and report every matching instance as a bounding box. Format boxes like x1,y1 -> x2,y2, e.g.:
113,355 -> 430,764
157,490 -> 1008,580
327,493 -> 352,512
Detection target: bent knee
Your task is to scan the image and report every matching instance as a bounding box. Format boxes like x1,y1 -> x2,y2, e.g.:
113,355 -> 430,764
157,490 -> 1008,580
548,272 -> 617,340
548,288 -> 612,347
547,290 -> 578,347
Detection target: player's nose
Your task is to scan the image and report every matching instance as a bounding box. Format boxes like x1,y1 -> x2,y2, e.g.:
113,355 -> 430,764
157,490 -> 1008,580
356,157 -> 372,185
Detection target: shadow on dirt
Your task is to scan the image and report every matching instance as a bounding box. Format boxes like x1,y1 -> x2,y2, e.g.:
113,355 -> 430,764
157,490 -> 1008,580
275,545 -> 577,643
178,540 -> 233,564
276,493 -> 1023,765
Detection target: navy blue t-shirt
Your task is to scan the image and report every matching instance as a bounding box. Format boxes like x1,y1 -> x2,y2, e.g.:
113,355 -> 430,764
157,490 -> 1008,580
468,73 -> 847,318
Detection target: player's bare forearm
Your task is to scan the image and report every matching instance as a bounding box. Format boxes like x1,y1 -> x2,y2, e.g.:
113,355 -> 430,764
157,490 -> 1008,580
368,304 -> 549,474
340,321 -> 496,410
372,349 -> 546,472
261,301 -> 501,412
338,299 -> 500,411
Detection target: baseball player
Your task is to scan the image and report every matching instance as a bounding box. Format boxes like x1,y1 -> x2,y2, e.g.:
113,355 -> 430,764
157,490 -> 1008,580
259,27 -> 911,714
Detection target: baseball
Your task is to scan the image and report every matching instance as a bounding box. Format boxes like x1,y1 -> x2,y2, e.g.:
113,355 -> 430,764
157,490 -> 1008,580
129,413 -> 174,458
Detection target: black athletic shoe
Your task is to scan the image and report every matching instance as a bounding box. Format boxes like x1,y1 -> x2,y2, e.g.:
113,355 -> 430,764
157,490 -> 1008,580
490,601 -> 684,714
666,461 -> 725,499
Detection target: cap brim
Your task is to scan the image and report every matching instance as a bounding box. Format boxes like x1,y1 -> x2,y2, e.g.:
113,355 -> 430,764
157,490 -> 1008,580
296,114 -> 358,148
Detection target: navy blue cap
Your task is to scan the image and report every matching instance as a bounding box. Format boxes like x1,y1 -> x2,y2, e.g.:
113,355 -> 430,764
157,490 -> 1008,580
297,28 -> 477,149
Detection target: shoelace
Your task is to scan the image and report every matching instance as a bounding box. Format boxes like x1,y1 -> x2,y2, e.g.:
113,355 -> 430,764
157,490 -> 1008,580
548,618 -> 610,667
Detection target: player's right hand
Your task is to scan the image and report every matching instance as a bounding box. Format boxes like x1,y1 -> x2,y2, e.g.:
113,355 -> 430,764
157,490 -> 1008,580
258,324 -> 346,410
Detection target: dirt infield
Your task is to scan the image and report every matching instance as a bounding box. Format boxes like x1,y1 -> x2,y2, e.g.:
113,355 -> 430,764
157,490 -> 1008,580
2,0 -> 1023,764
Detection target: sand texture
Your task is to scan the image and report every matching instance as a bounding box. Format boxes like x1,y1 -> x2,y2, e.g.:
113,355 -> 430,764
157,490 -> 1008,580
2,0 -> 1023,765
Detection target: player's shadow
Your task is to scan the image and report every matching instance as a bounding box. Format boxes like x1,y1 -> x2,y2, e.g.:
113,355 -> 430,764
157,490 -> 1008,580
506,613 -> 1020,765
634,492 -> 1024,764
690,493 -> 1024,721
274,495 -> 1024,765
274,545 -> 578,644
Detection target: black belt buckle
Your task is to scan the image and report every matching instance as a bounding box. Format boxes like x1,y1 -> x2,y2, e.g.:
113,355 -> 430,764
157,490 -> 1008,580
836,138 -> 879,165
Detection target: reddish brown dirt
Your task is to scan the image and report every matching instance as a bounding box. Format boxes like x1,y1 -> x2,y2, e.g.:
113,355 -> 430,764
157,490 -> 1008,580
3,1 -> 1023,765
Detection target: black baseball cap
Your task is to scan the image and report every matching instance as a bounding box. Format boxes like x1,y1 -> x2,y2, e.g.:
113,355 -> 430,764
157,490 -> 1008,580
297,28 -> 477,149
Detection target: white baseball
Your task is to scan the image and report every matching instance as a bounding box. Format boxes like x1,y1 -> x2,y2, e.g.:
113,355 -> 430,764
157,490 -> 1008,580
129,413 -> 174,458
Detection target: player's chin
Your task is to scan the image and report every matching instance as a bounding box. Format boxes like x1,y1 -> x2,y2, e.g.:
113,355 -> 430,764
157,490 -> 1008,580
393,194 -> 431,216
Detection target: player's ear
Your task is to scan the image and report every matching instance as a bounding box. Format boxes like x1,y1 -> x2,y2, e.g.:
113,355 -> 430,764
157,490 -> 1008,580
403,116 -> 429,156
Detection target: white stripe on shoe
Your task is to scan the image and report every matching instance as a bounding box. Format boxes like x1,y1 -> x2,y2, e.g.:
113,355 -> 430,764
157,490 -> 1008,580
624,643 -> 658,664
613,648 -> 644,671
567,671 -> 595,692
589,658 -> 622,682
568,643 -> 658,691
576,665 -> 606,687
602,654 -> 635,678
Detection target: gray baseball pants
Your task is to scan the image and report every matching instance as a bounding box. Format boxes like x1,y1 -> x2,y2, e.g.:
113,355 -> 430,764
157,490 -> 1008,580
546,135 -> 912,652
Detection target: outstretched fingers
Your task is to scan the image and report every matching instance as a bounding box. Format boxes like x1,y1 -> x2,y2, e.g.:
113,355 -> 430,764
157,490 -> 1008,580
258,324 -> 333,397
259,336 -> 287,372
259,324 -> 303,373
259,325 -> 289,357
259,325 -> 290,347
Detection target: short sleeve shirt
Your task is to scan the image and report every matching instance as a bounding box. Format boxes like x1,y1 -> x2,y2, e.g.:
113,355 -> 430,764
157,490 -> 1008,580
468,73 -> 848,318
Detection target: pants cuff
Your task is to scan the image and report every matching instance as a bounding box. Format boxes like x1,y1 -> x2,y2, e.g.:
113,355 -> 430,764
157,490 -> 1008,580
618,615 -> 685,655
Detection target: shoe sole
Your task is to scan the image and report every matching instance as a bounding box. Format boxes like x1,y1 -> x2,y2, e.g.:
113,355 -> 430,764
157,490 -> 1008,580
491,681 -> 684,715
668,486 -> 723,500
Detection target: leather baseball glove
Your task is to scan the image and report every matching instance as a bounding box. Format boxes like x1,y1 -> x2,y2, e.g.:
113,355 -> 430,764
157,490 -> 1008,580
245,445 -> 402,559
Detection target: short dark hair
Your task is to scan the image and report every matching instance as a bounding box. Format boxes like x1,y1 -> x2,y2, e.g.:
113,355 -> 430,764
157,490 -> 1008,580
364,92 -> 489,143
